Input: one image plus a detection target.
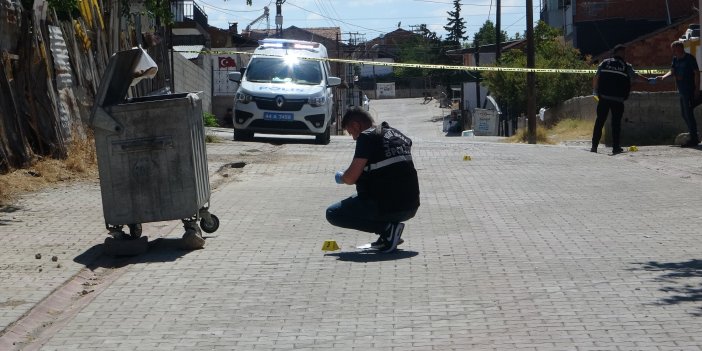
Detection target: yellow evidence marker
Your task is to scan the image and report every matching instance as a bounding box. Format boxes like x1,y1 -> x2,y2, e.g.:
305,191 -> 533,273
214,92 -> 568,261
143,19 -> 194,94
321,240 -> 340,251
463,155 -> 471,161
629,145 -> 638,152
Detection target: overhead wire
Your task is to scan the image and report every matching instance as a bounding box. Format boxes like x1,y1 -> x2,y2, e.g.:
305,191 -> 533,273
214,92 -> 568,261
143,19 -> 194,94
197,0 -> 538,42
197,0 -> 269,25
312,0 -> 338,28
285,0 -> 385,33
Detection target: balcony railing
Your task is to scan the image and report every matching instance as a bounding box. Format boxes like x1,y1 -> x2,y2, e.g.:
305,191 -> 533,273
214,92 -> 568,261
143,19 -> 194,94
171,0 -> 208,29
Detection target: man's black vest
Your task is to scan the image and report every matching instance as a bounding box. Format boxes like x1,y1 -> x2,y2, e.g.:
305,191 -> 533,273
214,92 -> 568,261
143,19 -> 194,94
598,56 -> 631,100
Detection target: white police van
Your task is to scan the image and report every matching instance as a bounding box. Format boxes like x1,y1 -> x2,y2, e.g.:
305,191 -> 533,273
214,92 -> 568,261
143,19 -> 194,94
228,39 -> 341,144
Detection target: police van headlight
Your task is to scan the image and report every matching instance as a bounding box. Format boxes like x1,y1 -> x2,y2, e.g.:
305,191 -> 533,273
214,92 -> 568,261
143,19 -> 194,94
236,91 -> 253,104
308,94 -> 326,107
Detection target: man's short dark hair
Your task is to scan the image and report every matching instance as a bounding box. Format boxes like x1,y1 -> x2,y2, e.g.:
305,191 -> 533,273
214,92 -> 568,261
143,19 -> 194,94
341,106 -> 374,129
612,44 -> 626,55
671,40 -> 685,49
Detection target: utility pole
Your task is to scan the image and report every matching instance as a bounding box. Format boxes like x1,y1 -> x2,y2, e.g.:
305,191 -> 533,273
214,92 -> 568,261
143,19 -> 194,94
526,0 -> 536,144
275,0 -> 285,38
495,0 -> 501,62
474,40 -> 481,108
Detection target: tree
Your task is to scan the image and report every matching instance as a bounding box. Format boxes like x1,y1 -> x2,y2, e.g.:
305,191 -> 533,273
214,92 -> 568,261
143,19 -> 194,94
482,21 -> 594,120
443,0 -> 467,49
417,24 -> 439,42
392,26 -> 446,79
473,20 -> 507,47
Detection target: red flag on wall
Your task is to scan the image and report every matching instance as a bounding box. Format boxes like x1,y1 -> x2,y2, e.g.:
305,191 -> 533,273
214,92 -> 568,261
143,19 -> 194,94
219,56 -> 236,68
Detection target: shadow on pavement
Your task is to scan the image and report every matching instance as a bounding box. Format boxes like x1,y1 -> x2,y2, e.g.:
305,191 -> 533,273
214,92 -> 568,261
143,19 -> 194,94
74,237 -> 198,268
0,205 -> 22,226
325,250 -> 418,262
635,259 -> 702,316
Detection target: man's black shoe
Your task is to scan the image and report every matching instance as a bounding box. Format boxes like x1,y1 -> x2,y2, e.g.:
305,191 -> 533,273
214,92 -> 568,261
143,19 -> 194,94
590,147 -> 597,153
612,147 -> 624,154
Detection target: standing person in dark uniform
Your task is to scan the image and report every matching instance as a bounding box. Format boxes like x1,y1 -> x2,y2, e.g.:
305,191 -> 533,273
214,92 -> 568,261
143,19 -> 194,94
655,40 -> 701,147
326,107 -> 420,253
592,44 -> 652,154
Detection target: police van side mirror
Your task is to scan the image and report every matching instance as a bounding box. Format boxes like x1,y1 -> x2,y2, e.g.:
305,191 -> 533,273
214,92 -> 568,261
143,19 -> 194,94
228,71 -> 242,82
327,76 -> 341,87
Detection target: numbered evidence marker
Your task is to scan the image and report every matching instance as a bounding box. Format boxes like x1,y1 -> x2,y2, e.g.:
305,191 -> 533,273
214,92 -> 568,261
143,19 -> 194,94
321,240 -> 340,251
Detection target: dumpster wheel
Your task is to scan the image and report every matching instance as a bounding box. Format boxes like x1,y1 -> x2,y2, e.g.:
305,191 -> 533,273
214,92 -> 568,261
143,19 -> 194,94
127,223 -> 143,239
200,214 -> 220,233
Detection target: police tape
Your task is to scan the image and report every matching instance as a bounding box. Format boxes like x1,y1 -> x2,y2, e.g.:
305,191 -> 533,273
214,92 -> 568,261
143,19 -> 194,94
175,49 -> 667,75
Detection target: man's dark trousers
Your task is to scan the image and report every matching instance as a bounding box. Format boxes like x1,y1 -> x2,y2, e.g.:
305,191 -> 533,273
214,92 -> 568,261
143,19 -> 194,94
679,93 -> 699,143
592,98 -> 624,150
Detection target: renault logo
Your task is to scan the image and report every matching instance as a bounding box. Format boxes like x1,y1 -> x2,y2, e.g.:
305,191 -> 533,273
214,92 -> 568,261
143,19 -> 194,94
275,96 -> 285,108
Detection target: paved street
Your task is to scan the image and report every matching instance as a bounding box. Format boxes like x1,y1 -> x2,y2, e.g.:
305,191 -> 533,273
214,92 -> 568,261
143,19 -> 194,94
3,98 -> 702,350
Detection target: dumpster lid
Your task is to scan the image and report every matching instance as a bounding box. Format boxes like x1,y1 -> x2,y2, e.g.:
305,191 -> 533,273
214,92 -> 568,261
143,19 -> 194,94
94,48 -> 148,108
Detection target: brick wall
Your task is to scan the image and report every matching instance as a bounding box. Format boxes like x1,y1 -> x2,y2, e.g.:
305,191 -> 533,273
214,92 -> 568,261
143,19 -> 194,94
595,17 -> 697,93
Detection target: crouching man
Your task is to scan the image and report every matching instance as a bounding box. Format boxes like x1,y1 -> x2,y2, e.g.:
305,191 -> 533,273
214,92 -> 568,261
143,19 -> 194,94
326,107 -> 420,252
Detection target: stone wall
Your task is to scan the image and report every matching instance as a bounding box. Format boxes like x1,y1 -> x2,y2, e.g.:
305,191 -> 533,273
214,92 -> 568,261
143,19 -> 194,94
545,91 -> 700,146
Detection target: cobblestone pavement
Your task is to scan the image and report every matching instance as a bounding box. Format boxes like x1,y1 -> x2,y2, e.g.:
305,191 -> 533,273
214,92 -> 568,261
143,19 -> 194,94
3,98 -> 702,350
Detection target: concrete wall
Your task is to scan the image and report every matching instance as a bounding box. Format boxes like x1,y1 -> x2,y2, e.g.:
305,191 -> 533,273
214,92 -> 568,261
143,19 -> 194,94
173,52 -> 212,114
546,91 -> 702,146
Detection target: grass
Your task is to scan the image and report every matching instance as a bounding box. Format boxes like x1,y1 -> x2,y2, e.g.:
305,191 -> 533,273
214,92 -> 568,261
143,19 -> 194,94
507,118 -> 594,144
547,118 -> 595,143
0,133 -> 98,206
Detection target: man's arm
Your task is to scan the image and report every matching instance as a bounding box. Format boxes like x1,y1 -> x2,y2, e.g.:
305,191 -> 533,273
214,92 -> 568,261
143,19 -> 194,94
339,158 -> 367,185
628,65 -> 650,84
592,74 -> 598,94
658,69 -> 673,81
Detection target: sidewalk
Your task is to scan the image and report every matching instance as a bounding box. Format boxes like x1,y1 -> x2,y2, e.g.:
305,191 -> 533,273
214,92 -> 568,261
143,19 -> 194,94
3,98 -> 702,350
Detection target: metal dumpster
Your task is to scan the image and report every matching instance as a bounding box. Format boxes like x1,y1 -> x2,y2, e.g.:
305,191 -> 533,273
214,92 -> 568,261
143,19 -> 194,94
89,48 -> 219,249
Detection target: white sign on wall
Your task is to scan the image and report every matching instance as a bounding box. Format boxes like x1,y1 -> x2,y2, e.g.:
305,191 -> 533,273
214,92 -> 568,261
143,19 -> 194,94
473,108 -> 499,136
376,82 -> 395,98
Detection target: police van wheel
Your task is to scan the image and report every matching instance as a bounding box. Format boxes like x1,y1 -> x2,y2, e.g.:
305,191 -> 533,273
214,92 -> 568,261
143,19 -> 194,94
315,125 -> 330,145
234,129 -> 253,141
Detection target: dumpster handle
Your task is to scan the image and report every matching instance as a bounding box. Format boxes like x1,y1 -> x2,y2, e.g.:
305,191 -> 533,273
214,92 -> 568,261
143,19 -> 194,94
114,136 -> 174,152
91,107 -> 122,133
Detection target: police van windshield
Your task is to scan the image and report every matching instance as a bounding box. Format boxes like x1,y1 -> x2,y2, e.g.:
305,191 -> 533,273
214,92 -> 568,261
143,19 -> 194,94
245,57 -> 323,85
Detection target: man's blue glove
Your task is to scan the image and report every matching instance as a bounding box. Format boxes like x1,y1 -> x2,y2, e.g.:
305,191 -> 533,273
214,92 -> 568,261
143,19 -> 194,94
335,171 -> 344,184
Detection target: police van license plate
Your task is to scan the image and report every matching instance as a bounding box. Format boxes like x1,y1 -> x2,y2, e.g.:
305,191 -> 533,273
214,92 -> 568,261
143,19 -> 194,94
264,112 -> 294,121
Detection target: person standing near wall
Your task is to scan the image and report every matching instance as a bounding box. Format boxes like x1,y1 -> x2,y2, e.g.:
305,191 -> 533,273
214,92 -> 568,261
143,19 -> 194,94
591,44 -> 652,154
655,40 -> 701,147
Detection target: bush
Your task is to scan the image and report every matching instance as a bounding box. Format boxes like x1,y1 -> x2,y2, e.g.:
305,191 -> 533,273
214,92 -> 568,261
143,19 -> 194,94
203,112 -> 219,127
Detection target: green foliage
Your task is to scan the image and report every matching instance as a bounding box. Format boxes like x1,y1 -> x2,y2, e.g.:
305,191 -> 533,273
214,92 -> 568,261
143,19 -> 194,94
443,0 -> 467,48
482,21 -> 594,117
46,0 -> 79,20
120,0 -> 174,25
473,20 -> 507,47
394,36 -> 438,78
203,112 -> 219,127
417,24 -> 439,41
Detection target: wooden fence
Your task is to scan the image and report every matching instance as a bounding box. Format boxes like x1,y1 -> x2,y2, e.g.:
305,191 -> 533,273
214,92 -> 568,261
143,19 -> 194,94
0,1 -> 170,173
